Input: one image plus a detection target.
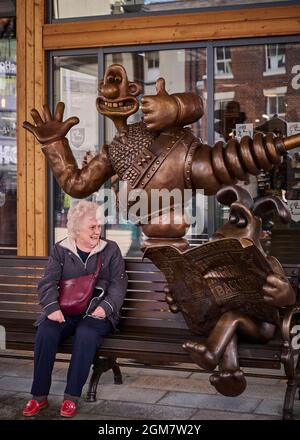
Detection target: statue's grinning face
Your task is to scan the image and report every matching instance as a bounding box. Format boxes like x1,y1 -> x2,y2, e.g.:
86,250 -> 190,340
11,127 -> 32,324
96,64 -> 141,122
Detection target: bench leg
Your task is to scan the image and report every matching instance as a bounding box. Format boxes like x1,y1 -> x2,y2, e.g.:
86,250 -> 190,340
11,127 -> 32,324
112,362 -> 123,385
283,380 -> 298,420
85,356 -> 123,402
282,352 -> 300,420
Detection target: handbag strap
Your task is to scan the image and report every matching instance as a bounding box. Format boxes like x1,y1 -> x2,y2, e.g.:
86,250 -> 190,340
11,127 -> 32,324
94,254 -> 102,278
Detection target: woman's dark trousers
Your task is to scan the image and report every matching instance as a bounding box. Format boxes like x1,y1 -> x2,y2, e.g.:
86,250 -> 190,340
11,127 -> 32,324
30,315 -> 113,397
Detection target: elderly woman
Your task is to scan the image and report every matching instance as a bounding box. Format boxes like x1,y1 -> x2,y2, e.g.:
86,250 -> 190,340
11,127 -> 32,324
22,200 -> 128,418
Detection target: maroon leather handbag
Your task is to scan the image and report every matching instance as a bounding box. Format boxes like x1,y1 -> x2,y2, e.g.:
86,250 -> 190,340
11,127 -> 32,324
58,255 -> 102,316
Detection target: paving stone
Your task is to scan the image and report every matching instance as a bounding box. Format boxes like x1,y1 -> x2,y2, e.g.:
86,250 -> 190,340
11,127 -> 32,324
158,391 -> 262,413
95,384 -> 167,404
0,390 -> 18,403
0,363 -> 35,379
189,372 -> 215,381
245,376 -> 281,385
243,366 -> 284,376
189,372 -> 282,386
0,376 -> 68,396
1,356 -> 296,421
72,413 -> 130,420
241,382 -> 286,400
190,409 -> 280,420
46,393 -> 104,414
0,376 -> 33,393
129,375 -> 217,395
254,398 -> 300,417
91,400 -> 197,420
0,391 -> 106,420
0,358 -> 33,377
119,365 -> 192,378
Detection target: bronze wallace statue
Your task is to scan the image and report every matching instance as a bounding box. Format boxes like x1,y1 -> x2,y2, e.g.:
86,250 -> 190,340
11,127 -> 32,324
23,64 -> 300,242
23,64 -> 300,397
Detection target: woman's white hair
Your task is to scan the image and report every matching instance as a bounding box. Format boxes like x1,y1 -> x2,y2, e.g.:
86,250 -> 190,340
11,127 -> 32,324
67,200 -> 104,239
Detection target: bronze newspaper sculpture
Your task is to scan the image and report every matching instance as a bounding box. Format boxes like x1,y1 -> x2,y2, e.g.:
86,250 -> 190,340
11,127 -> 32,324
23,64 -> 299,397
145,185 -> 296,396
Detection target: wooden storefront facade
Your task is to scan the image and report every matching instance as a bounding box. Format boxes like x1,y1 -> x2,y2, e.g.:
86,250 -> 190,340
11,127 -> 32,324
16,1 -> 300,256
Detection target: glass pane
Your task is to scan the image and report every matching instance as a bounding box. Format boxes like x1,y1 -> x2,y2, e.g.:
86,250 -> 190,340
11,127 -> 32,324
0,18 -> 16,254
213,42 -> 300,249
104,48 -> 208,256
51,0 -> 290,20
53,55 -> 98,243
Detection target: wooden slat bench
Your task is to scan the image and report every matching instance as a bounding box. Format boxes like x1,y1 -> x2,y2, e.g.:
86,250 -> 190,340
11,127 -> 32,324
0,255 -> 300,419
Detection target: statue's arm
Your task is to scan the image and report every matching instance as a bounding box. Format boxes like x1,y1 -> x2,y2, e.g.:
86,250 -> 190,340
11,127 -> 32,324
42,139 -> 114,198
141,78 -> 203,132
23,102 -> 114,198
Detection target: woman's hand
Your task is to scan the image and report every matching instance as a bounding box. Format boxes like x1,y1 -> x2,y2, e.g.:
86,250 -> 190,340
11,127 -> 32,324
91,306 -> 106,319
22,102 -> 79,145
48,310 -> 66,323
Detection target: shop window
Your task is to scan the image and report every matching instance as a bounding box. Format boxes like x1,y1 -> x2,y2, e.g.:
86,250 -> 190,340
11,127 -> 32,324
103,48 -> 208,256
0,17 -> 16,254
214,42 -> 300,236
53,55 -> 98,244
51,0 -> 291,20
51,40 -> 300,257
264,44 -> 286,75
145,51 -> 159,84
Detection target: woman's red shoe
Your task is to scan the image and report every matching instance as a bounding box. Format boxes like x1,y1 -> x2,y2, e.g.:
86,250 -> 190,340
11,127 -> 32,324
60,400 -> 77,418
22,399 -> 49,417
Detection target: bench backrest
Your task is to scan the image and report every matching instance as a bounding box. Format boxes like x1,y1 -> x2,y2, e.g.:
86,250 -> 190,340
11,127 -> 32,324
0,256 -> 299,331
0,255 -> 188,330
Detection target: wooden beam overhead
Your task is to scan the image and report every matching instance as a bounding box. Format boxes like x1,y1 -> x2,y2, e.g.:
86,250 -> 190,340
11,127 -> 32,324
43,5 -> 300,50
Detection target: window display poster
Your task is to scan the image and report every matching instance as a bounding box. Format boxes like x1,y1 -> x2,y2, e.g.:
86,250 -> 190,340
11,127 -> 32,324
287,122 -> 300,137
235,123 -> 253,141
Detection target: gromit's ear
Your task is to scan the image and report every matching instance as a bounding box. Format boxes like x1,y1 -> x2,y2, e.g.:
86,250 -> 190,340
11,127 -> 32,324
253,196 -> 291,224
128,81 -> 142,97
217,185 -> 253,209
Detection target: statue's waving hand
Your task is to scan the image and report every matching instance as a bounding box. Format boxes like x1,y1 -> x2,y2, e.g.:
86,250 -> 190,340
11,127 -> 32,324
23,102 -> 79,145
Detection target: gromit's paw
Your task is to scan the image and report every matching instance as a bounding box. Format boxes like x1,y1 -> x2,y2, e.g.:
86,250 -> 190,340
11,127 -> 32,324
164,286 -> 179,313
182,341 -> 217,370
209,369 -> 247,396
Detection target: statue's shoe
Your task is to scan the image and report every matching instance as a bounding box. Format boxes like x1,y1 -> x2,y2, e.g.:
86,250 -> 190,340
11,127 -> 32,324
210,369 -> 247,396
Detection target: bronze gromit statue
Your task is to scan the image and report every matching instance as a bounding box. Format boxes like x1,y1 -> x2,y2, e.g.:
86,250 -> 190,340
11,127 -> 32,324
145,185 -> 296,396
23,64 -> 300,243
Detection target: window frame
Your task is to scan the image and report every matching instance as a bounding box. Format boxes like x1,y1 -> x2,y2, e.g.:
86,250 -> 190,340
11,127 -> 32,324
47,34 -> 300,252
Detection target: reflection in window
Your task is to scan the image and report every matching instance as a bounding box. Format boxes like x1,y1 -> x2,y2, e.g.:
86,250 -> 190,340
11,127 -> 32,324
53,55 -> 98,243
52,0 -> 292,20
145,51 -> 159,84
266,95 -> 285,118
265,44 -> 286,74
214,42 -> 300,236
104,48 -> 208,255
263,86 -> 287,120
0,17 -> 16,254
215,47 -> 232,77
